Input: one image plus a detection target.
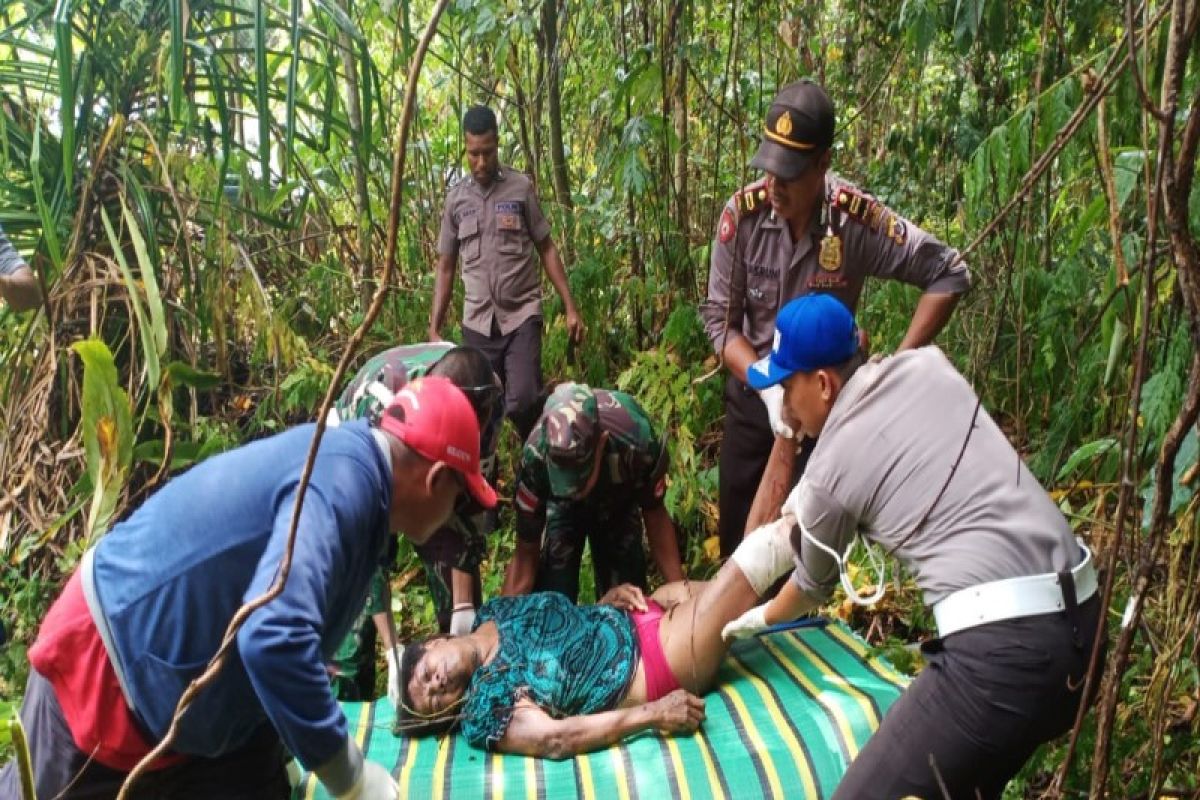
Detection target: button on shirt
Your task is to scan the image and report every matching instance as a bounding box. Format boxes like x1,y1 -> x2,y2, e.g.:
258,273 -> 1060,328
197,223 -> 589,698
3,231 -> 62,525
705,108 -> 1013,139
701,174 -> 971,358
787,347 -> 1078,606
436,165 -> 553,337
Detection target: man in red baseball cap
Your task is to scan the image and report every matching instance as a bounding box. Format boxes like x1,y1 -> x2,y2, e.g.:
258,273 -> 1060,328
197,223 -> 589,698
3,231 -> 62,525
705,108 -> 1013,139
1,376 -> 494,800
376,375 -> 498,538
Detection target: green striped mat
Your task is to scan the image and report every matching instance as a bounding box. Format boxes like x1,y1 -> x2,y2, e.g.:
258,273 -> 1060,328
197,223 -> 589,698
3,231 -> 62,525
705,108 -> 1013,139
294,621 -> 907,800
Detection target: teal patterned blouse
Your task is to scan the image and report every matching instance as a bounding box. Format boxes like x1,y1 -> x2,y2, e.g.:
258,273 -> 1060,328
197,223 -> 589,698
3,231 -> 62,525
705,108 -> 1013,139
460,592 -> 638,749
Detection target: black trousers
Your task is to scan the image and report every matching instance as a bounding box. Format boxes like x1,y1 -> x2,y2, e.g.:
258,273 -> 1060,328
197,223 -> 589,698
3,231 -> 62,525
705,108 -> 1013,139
718,376 -> 814,558
833,594 -> 1106,800
0,669 -> 291,800
463,316 -> 544,441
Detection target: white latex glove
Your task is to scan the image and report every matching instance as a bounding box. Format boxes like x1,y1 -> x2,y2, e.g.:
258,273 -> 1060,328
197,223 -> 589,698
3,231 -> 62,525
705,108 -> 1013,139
756,384 -> 795,439
721,604 -> 769,642
449,605 -> 476,636
385,646 -> 402,709
317,737 -> 398,800
338,761 -> 398,800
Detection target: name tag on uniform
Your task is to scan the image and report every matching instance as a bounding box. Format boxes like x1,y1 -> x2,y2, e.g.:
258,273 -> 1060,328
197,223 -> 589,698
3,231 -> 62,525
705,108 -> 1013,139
495,201 -> 523,231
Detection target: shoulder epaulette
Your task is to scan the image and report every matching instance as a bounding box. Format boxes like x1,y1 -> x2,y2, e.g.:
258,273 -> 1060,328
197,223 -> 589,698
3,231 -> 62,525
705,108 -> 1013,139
830,184 -> 877,224
733,178 -> 770,217
830,183 -> 906,244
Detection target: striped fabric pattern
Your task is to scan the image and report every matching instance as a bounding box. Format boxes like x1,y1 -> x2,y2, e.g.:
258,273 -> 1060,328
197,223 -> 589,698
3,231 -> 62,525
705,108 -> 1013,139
294,621 -> 907,800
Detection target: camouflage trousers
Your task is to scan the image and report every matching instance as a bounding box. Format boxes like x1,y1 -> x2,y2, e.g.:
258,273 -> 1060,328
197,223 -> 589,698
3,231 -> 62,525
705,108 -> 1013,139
416,523 -> 484,633
329,570 -> 387,702
534,498 -> 647,603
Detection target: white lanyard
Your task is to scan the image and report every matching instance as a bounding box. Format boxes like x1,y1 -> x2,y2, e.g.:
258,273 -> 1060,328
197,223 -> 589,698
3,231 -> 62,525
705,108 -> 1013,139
797,520 -> 886,606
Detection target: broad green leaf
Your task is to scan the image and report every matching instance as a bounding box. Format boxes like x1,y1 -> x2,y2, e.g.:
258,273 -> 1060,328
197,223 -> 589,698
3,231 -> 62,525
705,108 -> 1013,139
29,120 -> 63,270
53,0 -> 75,190
121,198 -> 167,363
71,339 -> 134,544
1104,317 -> 1126,386
1141,366 -> 1185,444
1113,149 -> 1146,211
952,0 -> 984,52
1057,438 -> 1119,482
1141,428 -> 1199,529
165,361 -> 223,389
899,0 -> 937,58
168,0 -> 186,120
101,206 -> 161,389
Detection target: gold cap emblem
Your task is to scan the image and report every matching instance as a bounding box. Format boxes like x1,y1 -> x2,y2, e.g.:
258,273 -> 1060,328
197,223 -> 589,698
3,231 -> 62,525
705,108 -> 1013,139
775,111 -> 793,138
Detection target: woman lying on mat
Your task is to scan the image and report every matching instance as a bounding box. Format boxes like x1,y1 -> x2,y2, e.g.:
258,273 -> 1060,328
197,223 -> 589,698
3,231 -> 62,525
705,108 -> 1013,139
394,513 -> 798,757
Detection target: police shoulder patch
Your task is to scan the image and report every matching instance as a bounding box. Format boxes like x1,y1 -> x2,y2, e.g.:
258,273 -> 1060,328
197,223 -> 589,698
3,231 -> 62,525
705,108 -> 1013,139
718,208 -> 736,243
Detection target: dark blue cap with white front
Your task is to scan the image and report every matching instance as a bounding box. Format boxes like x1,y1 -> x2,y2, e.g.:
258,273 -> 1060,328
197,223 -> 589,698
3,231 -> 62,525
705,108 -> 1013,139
746,293 -> 859,390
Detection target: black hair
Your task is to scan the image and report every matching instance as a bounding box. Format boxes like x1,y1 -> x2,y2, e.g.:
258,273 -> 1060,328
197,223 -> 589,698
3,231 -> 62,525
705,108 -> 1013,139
393,637 -> 463,738
832,348 -> 867,384
462,106 -> 497,136
429,345 -> 503,438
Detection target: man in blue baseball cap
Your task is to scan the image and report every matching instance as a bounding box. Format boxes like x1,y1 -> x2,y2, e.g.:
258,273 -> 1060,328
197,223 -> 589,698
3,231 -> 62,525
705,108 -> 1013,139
723,293 -> 1104,799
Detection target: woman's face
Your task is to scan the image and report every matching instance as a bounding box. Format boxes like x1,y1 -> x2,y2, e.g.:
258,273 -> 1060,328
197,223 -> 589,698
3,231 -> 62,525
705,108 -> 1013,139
407,637 -> 476,717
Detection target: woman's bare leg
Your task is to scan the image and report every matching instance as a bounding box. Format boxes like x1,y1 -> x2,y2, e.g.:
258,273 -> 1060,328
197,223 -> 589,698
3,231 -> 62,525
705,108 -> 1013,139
657,517 -> 796,693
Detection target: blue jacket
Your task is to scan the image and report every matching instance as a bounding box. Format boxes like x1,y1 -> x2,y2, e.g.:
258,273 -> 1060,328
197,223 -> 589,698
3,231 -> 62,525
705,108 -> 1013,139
87,422 -> 391,769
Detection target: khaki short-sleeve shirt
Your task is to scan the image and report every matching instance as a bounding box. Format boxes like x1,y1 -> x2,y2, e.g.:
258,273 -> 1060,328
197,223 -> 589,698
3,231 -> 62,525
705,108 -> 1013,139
701,174 -> 971,358
436,165 -> 554,336
787,347 -> 1078,606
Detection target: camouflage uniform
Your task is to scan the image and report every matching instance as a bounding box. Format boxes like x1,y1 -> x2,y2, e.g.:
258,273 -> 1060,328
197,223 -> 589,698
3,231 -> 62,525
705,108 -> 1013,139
327,343 -> 502,699
513,383 -> 669,602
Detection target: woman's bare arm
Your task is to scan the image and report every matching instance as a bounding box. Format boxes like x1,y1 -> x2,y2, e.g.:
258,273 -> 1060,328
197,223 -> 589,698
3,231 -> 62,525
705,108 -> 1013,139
496,691 -> 705,759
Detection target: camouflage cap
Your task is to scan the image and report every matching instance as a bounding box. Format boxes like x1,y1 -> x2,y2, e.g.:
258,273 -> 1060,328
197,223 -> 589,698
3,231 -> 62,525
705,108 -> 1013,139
540,382 -> 600,498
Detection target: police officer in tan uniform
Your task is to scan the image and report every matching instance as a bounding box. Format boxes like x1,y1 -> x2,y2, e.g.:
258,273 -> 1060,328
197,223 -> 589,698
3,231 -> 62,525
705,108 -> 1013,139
724,294 -> 1103,799
700,79 -> 971,557
430,106 -> 584,440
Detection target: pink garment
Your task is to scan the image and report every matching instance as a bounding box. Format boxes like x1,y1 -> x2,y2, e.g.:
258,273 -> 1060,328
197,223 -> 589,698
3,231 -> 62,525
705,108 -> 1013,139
630,599 -> 682,701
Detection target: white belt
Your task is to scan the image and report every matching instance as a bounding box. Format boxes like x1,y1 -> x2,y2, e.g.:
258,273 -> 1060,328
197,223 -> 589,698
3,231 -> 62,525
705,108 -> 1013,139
932,540 -> 1097,638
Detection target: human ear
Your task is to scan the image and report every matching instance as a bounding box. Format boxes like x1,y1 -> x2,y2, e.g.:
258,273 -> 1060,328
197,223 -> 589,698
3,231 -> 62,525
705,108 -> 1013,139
425,462 -> 448,496
819,369 -> 836,403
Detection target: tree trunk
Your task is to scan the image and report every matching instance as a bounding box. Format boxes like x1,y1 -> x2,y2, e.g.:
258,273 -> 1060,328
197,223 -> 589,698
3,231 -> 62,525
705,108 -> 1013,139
541,0 -> 572,211
669,0 -> 689,244
508,47 -> 536,177
338,0 -> 374,311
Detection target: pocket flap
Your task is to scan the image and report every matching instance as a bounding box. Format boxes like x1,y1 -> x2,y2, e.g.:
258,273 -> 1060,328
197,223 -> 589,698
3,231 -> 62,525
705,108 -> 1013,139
458,215 -> 479,238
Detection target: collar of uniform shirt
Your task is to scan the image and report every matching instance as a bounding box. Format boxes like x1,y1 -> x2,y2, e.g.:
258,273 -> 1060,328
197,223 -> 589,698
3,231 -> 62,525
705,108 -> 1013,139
470,166 -> 506,186
759,172 -> 836,233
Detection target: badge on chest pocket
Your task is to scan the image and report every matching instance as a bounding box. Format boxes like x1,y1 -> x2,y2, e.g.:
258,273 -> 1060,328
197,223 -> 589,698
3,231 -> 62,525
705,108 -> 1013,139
495,201 -> 524,232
